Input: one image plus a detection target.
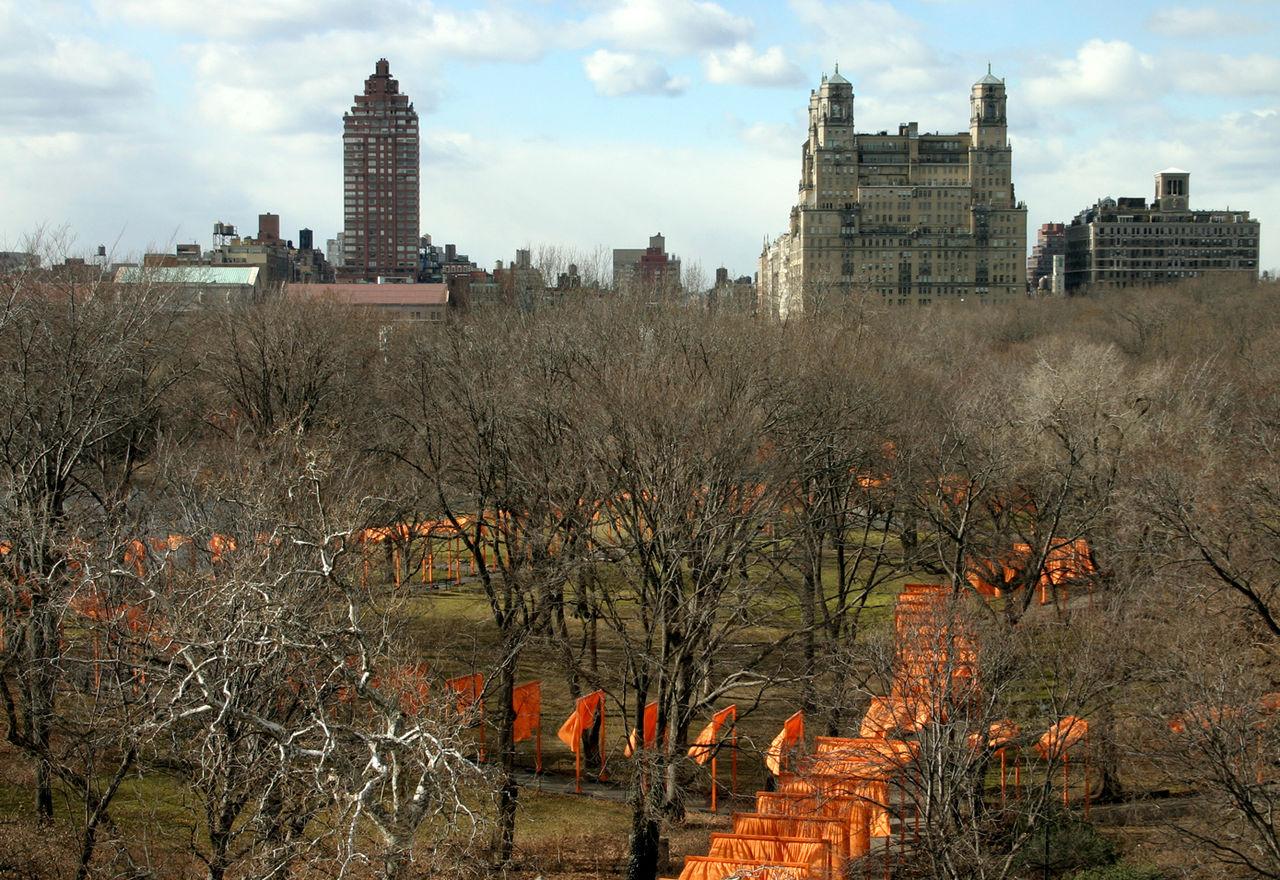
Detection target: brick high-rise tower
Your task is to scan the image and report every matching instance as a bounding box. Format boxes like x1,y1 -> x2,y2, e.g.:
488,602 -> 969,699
340,59 -> 419,281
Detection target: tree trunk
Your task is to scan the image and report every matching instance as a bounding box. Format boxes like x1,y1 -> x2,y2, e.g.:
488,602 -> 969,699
799,565 -> 818,718
491,652 -> 519,866
1092,702 -> 1125,803
625,789 -> 661,880
74,748 -> 135,880
28,595 -> 55,821
382,841 -> 410,880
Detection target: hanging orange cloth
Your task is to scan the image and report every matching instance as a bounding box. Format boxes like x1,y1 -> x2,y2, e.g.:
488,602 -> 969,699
512,681 -> 541,742
688,704 -> 737,765
558,689 -> 606,792
625,701 -> 660,757
706,834 -> 832,877
1035,715 -> 1088,760
558,690 -> 605,752
513,680 -> 542,772
445,672 -> 484,718
765,710 -> 804,776
559,691 -> 605,753
730,812 -> 849,864
967,720 -> 1021,750
678,857 -> 811,880
859,695 -> 929,738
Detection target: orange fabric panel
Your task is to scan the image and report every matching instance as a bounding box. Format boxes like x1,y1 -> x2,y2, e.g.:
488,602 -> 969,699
512,680 -> 541,743
812,736 -> 916,766
708,834 -> 830,877
756,792 -> 869,852
557,689 -> 606,757
445,672 -> 484,716
731,813 -> 848,862
770,773 -> 890,839
967,720 -> 1021,750
625,701 -> 659,757
1035,715 -> 1088,760
967,554 -> 1027,598
679,857 -> 814,880
688,705 -> 736,765
859,695 -> 929,738
378,662 -> 431,713
766,710 -> 804,775
758,791 -> 827,816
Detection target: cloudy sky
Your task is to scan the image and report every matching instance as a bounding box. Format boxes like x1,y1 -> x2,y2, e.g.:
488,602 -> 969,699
2,0 -> 1278,276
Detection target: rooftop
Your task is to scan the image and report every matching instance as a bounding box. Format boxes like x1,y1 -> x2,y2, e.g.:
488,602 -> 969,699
114,266 -> 260,285
291,282 -> 449,307
977,64 -> 1003,86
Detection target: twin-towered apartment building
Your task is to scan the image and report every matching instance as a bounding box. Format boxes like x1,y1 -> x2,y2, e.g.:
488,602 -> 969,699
758,67 -> 1027,316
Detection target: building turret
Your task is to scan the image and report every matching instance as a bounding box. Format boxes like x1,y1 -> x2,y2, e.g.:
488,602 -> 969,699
1154,168 -> 1190,211
970,65 -> 1007,149
811,65 -> 854,150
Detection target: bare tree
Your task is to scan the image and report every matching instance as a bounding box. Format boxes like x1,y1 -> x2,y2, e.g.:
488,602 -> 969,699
143,432 -> 488,880
0,253 -> 178,822
768,319 -> 907,735
566,304 -> 792,880
382,311 -> 596,866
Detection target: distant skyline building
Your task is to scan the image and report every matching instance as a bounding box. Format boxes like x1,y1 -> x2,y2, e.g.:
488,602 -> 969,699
1064,169 -> 1261,293
758,67 -> 1028,316
1028,222 -> 1065,293
613,233 -> 681,290
340,59 -> 420,282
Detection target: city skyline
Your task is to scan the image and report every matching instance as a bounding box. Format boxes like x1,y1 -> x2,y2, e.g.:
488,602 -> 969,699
2,0 -> 1278,276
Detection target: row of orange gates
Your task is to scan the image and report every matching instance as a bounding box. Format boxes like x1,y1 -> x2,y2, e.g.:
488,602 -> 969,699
665,583 -> 1092,880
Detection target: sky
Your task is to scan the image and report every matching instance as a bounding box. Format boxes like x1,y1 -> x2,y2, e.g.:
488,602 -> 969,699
2,0 -> 1279,277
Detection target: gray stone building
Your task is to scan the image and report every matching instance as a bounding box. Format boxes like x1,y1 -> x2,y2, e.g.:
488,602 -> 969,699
1064,169 -> 1260,293
759,67 -> 1027,317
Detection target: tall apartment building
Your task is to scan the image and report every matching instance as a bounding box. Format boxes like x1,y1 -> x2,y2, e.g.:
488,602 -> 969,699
340,59 -> 420,282
1064,169 -> 1261,293
759,67 -> 1027,316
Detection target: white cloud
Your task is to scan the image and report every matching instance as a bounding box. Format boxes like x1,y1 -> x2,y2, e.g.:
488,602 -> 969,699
579,0 -> 753,55
1147,6 -> 1263,38
0,7 -> 152,132
1171,53 -> 1280,97
790,0 -> 963,97
94,0 -> 550,61
706,43 -> 804,87
737,120 -> 804,156
1026,39 -> 1159,106
186,39 -> 440,136
411,7 -> 549,62
91,0 -> 403,39
1025,40 -> 1280,108
583,50 -> 688,97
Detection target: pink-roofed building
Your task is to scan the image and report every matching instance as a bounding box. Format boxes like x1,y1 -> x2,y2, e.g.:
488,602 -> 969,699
289,282 -> 450,322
